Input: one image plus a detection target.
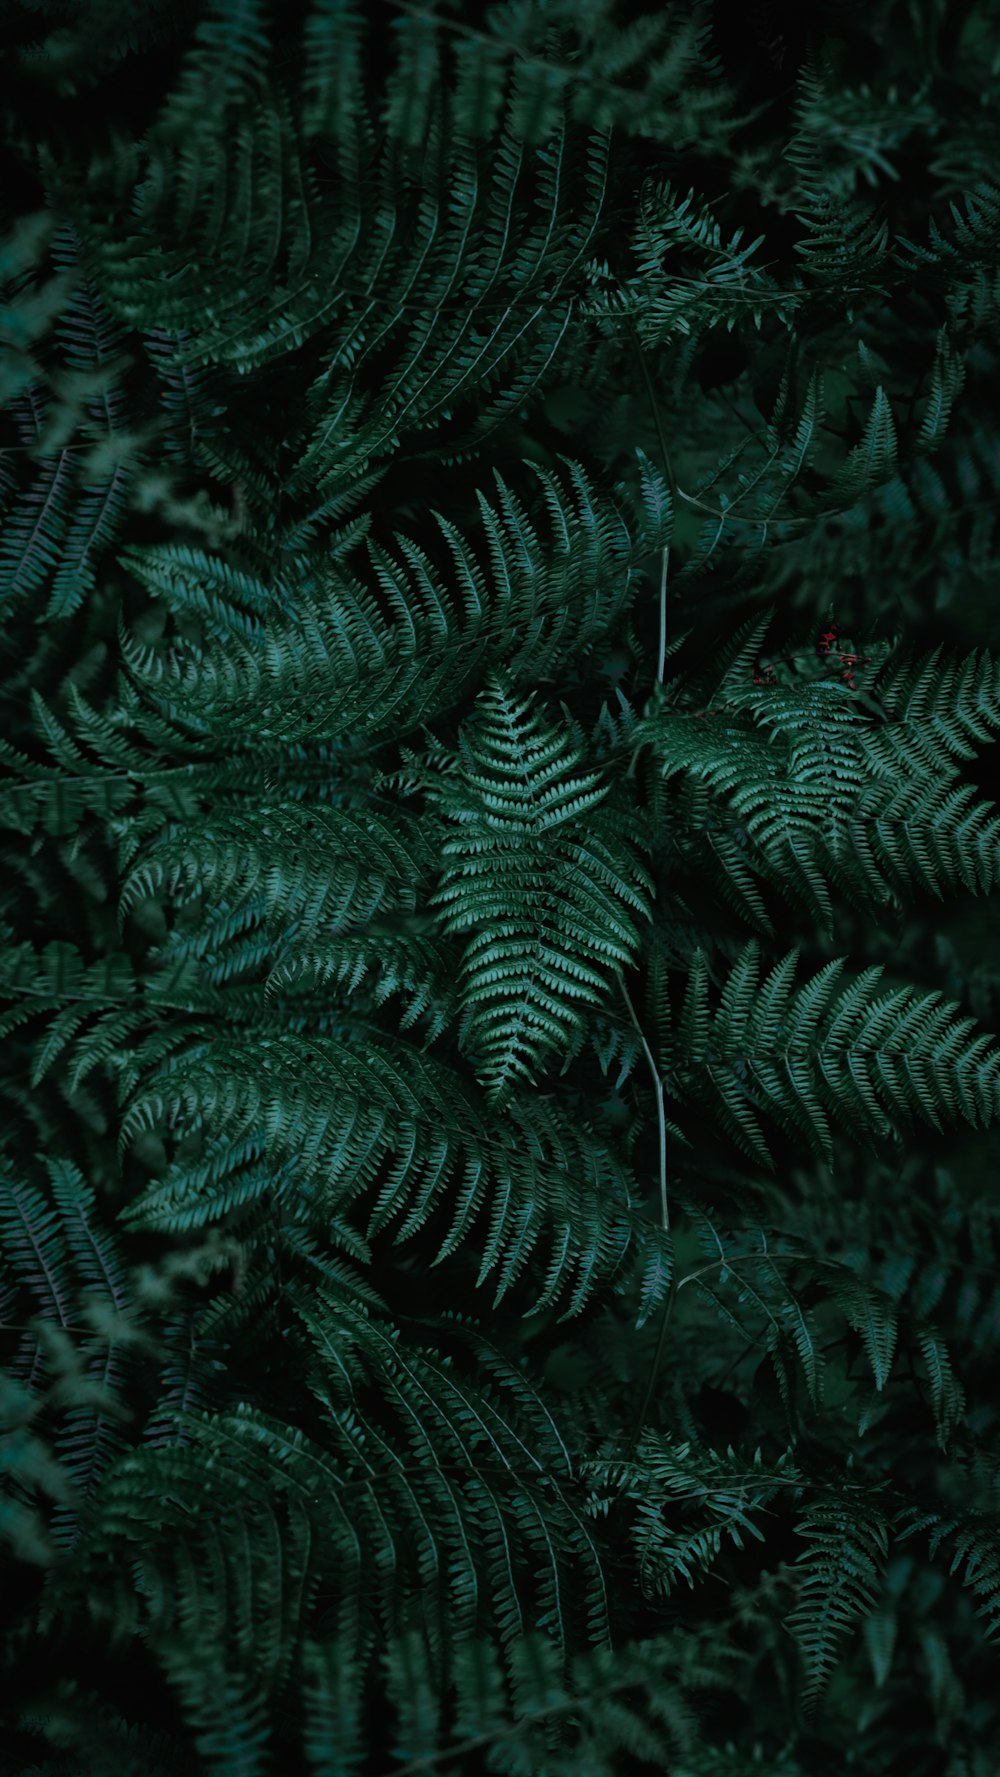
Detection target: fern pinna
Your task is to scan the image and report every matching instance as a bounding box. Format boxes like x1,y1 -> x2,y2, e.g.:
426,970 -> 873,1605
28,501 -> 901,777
3,1 -> 1000,1772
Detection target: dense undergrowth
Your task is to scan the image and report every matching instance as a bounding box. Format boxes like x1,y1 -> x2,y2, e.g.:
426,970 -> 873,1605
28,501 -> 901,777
2,1 -> 1000,1771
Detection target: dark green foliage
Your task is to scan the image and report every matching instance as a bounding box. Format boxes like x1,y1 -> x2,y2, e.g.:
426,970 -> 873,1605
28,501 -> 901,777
3,0 -> 1000,1772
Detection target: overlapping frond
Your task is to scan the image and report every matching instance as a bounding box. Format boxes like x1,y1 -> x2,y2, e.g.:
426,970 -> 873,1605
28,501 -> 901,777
630,639 -> 1000,933
669,941 -> 1000,1170
42,1306 -> 611,1729
117,1026 -> 670,1322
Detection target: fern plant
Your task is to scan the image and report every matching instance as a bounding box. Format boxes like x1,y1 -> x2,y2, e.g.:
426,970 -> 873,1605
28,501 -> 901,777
4,1 -> 1000,1773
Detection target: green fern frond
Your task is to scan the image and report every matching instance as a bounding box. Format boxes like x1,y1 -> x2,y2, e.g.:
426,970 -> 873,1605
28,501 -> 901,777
630,639 -> 1000,933
0,1375 -> 76,1568
586,1434 -> 799,1600
827,1271 -> 899,1393
384,1625 -> 702,1775
300,0 -> 367,143
120,801 -> 435,942
828,385 -> 898,502
265,926 -> 456,1041
118,1026 -> 655,1321
788,1498 -> 890,1708
668,941 -> 1000,1169
618,179 -> 800,346
910,1511 -> 1000,1640
864,643 -> 1000,765
0,1161 -> 139,1548
44,1326 -> 608,1705
106,457 -> 646,759
430,673 -> 653,1099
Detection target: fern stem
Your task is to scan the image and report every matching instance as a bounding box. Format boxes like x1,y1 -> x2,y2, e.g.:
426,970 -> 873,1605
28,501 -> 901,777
656,543 -> 669,685
616,971 -> 679,1454
617,971 -> 668,1236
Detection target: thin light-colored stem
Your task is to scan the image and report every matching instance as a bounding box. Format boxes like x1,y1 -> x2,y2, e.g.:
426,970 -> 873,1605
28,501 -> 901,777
617,971 -> 667,1235
656,542 -> 669,685
618,969 -> 676,1438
